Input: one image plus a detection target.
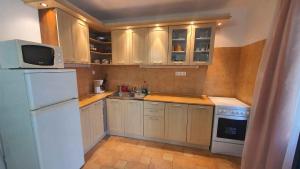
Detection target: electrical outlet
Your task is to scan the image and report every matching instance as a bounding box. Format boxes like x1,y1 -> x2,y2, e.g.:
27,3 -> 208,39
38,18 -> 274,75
92,70 -> 96,75
175,72 -> 187,76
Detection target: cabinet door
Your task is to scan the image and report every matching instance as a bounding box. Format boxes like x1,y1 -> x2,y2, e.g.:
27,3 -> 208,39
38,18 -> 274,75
93,101 -> 105,141
144,116 -> 164,139
165,103 -> 188,142
131,28 -> 148,64
168,25 -> 192,65
56,9 -> 75,63
190,24 -> 216,65
148,27 -> 168,64
80,106 -> 90,153
187,105 -> 213,146
112,30 -> 131,64
124,100 -> 144,137
72,19 -> 90,63
107,99 -> 125,136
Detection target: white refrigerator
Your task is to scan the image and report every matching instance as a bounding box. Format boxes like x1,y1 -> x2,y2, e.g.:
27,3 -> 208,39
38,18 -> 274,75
0,69 -> 84,169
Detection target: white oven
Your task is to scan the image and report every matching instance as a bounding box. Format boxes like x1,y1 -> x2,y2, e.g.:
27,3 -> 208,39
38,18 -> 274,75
0,39 -> 64,69
209,97 -> 250,157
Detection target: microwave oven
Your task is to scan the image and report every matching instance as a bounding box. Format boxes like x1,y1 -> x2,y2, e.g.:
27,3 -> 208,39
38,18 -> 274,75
0,39 -> 64,69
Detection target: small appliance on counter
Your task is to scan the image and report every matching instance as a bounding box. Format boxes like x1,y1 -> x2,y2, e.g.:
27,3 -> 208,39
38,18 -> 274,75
209,97 -> 250,157
94,80 -> 105,94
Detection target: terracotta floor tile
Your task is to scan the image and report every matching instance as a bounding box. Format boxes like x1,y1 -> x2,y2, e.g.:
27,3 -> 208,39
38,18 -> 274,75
162,153 -> 174,161
140,156 -> 151,165
149,158 -> 172,169
114,160 -> 128,169
85,136 -> 241,169
143,147 -> 165,159
124,161 -> 149,169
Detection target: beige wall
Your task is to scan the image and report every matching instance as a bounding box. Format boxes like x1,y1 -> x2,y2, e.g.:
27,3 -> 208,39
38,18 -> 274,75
0,0 -> 41,42
96,47 -> 241,97
74,40 -> 265,104
236,40 -> 265,105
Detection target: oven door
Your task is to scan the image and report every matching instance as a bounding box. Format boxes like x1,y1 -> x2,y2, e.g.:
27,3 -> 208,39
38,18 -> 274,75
213,114 -> 248,145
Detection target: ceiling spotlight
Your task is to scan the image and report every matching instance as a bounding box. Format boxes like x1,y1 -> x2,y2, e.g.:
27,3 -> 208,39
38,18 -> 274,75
155,24 -> 160,27
190,21 -> 195,25
83,18 -> 87,22
40,3 -> 48,7
217,22 -> 223,26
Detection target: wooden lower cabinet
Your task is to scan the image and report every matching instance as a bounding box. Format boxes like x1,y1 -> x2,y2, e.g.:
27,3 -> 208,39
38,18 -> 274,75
144,115 -> 165,139
107,99 -> 144,137
187,105 -> 214,146
107,99 -> 213,149
165,103 -> 188,142
124,100 -> 144,137
80,100 -> 105,153
107,99 -> 125,136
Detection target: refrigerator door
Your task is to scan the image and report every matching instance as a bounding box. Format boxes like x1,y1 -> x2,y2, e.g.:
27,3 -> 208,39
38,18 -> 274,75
25,70 -> 78,110
31,99 -> 84,169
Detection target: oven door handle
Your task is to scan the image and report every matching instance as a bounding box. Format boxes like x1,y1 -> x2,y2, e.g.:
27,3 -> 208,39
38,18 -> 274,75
215,115 -> 248,121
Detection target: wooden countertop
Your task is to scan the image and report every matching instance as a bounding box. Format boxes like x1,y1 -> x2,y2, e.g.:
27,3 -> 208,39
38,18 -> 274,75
144,94 -> 214,106
79,91 -> 114,108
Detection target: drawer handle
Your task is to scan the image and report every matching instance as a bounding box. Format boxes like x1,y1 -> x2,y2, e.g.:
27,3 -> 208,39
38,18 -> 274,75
149,116 -> 159,120
151,103 -> 159,105
194,107 -> 209,110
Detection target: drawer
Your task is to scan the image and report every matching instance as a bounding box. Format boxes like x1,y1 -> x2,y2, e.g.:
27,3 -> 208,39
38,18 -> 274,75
166,103 -> 188,110
144,101 -> 165,110
144,108 -> 164,116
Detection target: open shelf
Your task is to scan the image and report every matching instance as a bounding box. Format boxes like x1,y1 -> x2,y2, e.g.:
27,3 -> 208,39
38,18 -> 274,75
89,38 -> 111,45
90,51 -> 112,55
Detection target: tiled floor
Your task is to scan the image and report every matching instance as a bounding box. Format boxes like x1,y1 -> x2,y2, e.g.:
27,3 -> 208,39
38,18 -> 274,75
83,136 -> 241,169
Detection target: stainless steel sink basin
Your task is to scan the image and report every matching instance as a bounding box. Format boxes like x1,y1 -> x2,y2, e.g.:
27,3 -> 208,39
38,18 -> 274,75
108,92 -> 145,100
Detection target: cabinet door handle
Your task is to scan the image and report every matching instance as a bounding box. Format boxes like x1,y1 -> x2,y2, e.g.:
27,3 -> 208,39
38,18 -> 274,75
150,116 -> 159,120
194,107 -> 209,110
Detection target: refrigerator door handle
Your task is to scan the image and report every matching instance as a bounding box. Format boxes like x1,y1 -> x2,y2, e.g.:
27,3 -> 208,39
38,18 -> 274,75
0,133 -> 7,169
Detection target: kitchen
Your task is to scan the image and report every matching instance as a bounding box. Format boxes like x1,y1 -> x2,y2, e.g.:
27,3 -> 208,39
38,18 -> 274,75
0,0 -> 299,169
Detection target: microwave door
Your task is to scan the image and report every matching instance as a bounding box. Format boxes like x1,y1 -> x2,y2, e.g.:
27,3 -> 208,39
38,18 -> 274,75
22,45 -> 55,66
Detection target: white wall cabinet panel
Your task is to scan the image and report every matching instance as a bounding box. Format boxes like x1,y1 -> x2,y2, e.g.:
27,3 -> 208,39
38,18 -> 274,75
72,20 -> 90,63
131,28 -> 148,64
148,27 -> 169,64
112,30 -> 131,64
56,9 -> 90,64
165,103 -> 188,142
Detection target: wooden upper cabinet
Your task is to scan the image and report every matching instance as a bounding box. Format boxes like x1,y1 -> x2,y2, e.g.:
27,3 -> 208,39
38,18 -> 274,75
147,27 -> 168,65
112,30 -> 131,65
168,25 -> 192,65
189,24 -> 216,65
72,19 -> 90,64
39,8 -> 90,64
131,28 -> 148,65
56,9 -> 75,63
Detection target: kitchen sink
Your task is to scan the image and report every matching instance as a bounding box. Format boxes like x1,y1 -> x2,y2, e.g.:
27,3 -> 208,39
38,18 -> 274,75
108,92 -> 145,100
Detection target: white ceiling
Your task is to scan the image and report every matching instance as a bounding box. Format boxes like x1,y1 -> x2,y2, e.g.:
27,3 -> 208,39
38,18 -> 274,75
67,0 -> 242,22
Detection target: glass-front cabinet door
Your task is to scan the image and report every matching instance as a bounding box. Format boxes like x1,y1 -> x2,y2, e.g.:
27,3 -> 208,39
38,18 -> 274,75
190,24 -> 216,65
168,26 -> 192,65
